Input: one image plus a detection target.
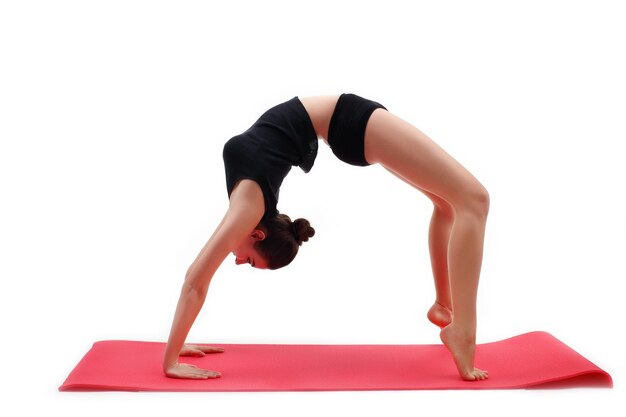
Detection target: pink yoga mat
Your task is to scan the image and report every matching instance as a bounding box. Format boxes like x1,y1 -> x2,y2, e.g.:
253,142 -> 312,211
59,331 -> 612,391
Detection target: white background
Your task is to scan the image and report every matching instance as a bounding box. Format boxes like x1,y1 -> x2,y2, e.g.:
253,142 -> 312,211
1,0 -> 625,415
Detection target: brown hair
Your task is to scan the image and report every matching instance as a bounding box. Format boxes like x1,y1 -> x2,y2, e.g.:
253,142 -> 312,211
256,214 -> 315,270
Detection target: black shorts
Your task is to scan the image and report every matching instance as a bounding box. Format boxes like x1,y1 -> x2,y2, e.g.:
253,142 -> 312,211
327,93 -> 388,166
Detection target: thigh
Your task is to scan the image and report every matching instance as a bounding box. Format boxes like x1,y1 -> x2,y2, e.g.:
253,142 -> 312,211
364,109 -> 485,205
383,167 -> 454,216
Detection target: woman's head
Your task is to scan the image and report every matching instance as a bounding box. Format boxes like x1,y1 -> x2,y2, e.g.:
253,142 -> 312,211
256,214 -> 315,270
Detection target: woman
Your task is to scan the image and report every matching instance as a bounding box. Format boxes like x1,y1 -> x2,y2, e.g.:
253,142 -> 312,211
162,93 -> 490,381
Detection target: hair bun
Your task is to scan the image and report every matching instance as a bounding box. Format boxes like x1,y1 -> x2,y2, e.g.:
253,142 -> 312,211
292,218 -> 315,246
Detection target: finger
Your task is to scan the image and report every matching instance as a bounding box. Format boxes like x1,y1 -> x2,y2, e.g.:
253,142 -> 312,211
192,345 -> 223,352
185,364 -> 215,373
192,350 -> 206,357
200,346 -> 225,353
188,373 -> 210,379
190,369 -> 220,379
193,367 -> 219,378
179,369 -> 221,379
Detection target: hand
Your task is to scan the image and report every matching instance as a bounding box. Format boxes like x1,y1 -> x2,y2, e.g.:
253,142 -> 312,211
179,344 -> 225,357
164,362 -> 221,379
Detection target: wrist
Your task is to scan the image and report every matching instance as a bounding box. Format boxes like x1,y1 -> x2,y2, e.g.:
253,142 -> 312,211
162,359 -> 179,373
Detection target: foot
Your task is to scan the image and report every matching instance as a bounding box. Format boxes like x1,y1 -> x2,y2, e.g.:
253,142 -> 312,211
427,302 -> 452,328
440,324 -> 488,381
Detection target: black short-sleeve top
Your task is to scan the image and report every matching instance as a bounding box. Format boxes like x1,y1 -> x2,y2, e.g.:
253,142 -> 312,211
222,96 -> 318,223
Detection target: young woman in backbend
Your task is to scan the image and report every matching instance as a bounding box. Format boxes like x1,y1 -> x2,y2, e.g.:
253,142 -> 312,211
162,93 -> 490,381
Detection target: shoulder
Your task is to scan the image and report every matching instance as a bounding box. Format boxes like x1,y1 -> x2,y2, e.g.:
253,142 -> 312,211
228,179 -> 265,221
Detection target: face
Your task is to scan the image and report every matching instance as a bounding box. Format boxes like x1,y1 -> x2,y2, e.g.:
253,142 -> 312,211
232,229 -> 269,270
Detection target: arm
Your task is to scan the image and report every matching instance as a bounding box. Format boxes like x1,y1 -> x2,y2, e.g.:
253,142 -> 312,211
162,180 -> 265,378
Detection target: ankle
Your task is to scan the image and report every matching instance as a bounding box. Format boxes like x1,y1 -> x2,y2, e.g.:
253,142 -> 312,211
435,300 -> 452,311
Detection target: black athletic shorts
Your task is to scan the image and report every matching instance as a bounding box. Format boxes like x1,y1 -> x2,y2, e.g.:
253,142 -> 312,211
327,93 -> 388,166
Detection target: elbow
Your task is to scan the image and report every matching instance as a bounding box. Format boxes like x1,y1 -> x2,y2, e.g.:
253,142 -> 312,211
183,271 -> 210,298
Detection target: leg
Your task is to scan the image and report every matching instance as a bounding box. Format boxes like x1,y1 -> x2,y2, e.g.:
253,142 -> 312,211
384,168 -> 453,328
424,191 -> 455,328
365,109 -> 490,381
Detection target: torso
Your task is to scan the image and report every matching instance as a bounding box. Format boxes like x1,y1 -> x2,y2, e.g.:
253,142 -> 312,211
298,94 -> 341,145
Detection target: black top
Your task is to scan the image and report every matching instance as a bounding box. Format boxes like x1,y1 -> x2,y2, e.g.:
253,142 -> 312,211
222,96 -> 318,223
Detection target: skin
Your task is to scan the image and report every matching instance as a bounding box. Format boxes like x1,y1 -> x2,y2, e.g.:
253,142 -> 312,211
363,108 -> 490,381
163,94 -> 490,381
232,229 -> 269,270
162,178 -> 266,378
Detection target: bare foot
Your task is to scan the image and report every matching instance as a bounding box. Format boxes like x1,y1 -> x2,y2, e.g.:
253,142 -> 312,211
440,324 -> 489,381
427,302 -> 452,328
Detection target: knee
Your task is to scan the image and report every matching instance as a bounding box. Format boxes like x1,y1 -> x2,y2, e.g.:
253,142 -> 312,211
430,194 -> 455,219
456,186 -> 490,218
